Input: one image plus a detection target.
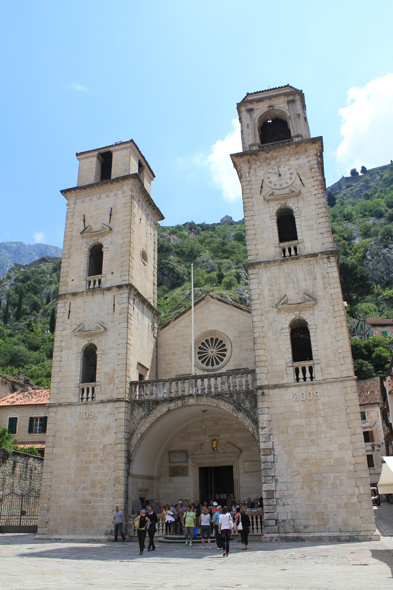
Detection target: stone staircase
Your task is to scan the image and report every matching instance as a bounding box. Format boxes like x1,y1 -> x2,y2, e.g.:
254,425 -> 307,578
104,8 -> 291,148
158,533 -> 203,544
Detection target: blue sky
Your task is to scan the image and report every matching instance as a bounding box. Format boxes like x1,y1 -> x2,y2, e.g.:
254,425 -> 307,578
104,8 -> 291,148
1,0 -> 393,248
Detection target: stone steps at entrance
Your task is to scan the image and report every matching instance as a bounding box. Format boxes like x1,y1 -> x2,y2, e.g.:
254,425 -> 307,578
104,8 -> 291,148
159,534 -> 203,544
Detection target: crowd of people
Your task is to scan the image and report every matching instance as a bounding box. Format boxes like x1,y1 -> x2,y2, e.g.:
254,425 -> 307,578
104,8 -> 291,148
114,497 -> 262,557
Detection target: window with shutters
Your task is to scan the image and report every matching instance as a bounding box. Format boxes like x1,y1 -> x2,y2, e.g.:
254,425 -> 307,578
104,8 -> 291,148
382,330 -> 388,337
366,454 -> 375,468
363,430 -> 374,443
360,411 -> 367,421
28,416 -> 48,434
8,417 -> 17,435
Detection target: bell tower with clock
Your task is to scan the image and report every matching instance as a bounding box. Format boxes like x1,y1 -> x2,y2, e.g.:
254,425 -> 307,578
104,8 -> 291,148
231,86 -> 376,540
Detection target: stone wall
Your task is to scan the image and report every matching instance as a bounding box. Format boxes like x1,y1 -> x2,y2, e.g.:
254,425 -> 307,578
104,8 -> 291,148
0,449 -> 43,494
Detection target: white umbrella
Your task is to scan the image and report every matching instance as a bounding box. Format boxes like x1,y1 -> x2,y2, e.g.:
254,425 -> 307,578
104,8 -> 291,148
378,457 -> 393,494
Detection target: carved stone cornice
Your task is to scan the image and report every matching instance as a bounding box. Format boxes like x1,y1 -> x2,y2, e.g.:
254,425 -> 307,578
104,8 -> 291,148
244,248 -> 339,271
80,223 -> 112,237
73,322 -> 107,337
275,292 -> 317,311
263,187 -> 301,201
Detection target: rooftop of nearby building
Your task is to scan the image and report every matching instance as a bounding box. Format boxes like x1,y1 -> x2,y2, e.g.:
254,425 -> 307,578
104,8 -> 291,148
367,318 -> 393,326
0,389 -> 50,407
357,377 -> 382,406
239,85 -> 301,103
16,442 -> 46,450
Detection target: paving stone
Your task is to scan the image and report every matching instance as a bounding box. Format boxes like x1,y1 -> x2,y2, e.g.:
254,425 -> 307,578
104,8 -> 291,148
1,505 -> 393,590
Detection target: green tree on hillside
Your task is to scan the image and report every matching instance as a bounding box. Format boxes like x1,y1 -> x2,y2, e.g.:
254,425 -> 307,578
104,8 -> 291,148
15,291 -> 23,321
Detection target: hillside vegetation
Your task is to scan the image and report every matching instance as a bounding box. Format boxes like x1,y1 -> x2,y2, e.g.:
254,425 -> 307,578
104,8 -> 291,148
0,164 -> 393,386
157,220 -> 249,326
0,259 -> 60,387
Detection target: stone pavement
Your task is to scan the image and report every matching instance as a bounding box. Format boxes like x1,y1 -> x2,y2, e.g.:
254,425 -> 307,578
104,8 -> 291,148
1,506 -> 393,590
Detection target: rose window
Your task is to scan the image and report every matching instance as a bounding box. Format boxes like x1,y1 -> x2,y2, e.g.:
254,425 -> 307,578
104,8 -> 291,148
194,331 -> 232,372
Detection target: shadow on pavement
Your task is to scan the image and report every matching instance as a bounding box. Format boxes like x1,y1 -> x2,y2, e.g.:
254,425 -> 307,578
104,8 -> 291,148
370,549 -> 393,579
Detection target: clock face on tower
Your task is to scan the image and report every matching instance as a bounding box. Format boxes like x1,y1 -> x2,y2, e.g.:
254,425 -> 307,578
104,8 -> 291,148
265,164 -> 296,189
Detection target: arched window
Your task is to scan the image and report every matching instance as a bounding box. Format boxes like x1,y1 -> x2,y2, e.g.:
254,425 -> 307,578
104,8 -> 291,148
259,118 -> 291,145
277,208 -> 298,243
81,344 -> 97,383
290,319 -> 313,363
88,244 -> 103,277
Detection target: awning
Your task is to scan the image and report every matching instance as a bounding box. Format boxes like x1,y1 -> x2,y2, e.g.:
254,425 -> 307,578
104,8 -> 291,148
378,457 -> 393,493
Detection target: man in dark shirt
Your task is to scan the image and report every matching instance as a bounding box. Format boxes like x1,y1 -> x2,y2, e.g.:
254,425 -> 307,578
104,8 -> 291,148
147,505 -> 158,551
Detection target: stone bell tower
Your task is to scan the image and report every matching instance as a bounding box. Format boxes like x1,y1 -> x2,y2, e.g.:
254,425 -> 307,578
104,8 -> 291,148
38,140 -> 164,537
231,86 -> 376,540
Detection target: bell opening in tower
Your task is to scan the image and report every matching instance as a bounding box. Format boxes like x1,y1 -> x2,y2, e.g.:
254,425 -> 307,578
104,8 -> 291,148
100,151 -> 113,181
259,118 -> 291,145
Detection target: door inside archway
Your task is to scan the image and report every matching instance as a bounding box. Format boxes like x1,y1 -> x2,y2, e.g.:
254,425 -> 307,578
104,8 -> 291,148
199,466 -> 234,505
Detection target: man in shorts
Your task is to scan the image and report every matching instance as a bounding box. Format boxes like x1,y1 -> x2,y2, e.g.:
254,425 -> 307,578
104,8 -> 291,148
183,505 -> 196,546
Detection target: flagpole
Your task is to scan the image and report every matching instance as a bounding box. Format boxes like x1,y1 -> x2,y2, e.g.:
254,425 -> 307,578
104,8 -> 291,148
191,263 -> 195,375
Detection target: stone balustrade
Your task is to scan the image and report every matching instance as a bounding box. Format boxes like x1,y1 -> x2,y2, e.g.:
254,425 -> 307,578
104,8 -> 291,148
129,369 -> 255,401
128,510 -> 263,537
293,361 -> 314,383
86,275 -> 102,290
79,383 -> 96,402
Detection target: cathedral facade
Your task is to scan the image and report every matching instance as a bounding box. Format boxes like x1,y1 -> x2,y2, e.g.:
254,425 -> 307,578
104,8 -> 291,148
38,86 -> 376,541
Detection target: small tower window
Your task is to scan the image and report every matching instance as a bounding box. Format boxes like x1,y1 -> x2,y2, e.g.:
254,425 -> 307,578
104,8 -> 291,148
88,244 -> 103,277
100,151 -> 112,181
81,344 -> 97,383
290,319 -> 313,363
277,208 -> 298,243
259,118 -> 291,145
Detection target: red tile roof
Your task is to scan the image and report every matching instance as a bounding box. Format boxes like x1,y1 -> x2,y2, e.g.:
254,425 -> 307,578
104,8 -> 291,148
367,318 -> 393,326
357,377 -> 382,406
0,389 -> 50,407
17,442 -> 45,450
239,85 -> 301,103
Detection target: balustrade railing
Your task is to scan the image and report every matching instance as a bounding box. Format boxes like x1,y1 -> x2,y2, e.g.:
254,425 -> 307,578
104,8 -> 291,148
79,383 -> 96,402
86,275 -> 102,289
130,369 -> 255,401
280,240 -> 299,258
127,510 -> 263,537
293,361 -> 314,383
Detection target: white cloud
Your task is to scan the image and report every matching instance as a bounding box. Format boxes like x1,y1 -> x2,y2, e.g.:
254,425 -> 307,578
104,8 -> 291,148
69,84 -> 89,92
33,232 -> 45,243
207,118 -> 242,201
336,73 -> 393,172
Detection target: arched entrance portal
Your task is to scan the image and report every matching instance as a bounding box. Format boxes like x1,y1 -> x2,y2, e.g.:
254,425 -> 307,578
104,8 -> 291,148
128,399 -> 261,510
